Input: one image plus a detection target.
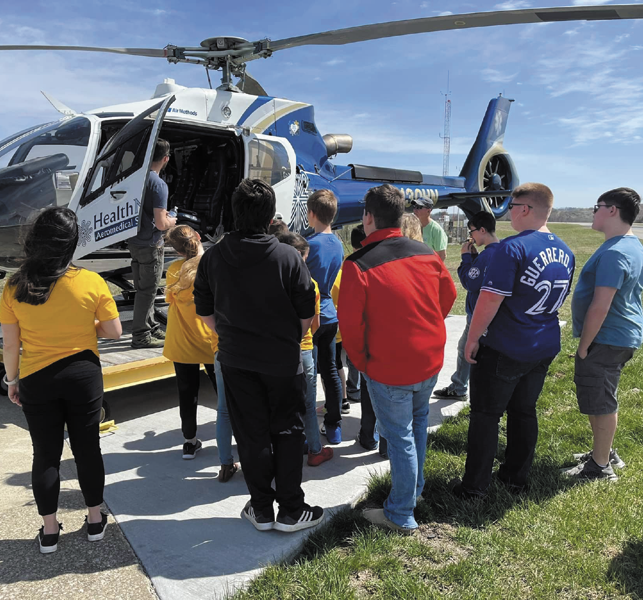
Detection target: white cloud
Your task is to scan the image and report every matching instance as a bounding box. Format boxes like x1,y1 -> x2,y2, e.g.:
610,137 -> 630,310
324,58 -> 345,66
571,0 -> 613,5
481,68 -> 519,83
494,1 -> 530,9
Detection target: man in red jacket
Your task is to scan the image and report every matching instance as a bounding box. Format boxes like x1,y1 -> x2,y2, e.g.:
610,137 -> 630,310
339,184 -> 456,534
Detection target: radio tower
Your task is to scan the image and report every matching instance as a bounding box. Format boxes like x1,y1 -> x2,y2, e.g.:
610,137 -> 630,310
440,73 -> 451,177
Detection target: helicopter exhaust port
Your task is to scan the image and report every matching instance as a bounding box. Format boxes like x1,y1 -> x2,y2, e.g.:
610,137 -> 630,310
323,134 -> 353,158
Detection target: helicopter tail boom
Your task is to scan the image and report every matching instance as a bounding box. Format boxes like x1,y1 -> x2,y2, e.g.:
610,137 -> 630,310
458,95 -> 518,219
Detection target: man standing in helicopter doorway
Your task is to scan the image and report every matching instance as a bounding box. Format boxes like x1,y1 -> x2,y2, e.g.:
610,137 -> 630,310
127,138 -> 177,349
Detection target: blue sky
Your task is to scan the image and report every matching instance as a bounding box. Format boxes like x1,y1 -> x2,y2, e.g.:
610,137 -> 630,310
1,0 -> 643,207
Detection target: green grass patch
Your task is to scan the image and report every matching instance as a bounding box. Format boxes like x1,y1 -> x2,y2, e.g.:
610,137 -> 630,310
233,223 -> 643,600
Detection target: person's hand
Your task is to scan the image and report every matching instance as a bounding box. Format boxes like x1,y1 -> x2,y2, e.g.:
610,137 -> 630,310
8,382 -> 20,407
461,241 -> 472,254
577,345 -> 588,360
465,339 -> 479,364
169,216 -> 177,227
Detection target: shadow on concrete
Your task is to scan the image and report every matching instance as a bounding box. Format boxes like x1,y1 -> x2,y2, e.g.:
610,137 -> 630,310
608,538 -> 643,598
0,522 -> 147,585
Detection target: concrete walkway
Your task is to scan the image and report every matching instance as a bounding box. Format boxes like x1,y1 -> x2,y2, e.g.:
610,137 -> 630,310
0,315 -> 467,600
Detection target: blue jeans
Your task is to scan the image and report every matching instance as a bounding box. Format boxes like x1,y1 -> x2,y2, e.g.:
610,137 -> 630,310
448,317 -> 471,396
215,355 -> 234,466
301,349 -> 322,455
364,373 -> 438,529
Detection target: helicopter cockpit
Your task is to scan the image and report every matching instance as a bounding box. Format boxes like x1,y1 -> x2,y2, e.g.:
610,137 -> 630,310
0,117 -> 92,226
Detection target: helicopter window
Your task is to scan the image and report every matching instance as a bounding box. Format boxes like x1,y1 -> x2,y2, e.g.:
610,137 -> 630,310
82,126 -> 150,206
247,139 -> 291,186
0,117 -> 91,172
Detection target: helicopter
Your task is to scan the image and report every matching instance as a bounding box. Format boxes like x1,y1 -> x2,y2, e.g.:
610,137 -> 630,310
1,3 -> 642,282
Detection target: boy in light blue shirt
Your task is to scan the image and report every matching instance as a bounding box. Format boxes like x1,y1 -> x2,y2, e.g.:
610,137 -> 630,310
564,187 -> 643,481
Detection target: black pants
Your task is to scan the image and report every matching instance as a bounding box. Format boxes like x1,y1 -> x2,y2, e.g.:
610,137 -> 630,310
173,362 -> 216,440
462,345 -> 554,494
358,373 -> 388,454
221,363 -> 306,516
313,322 -> 343,427
20,350 -> 105,516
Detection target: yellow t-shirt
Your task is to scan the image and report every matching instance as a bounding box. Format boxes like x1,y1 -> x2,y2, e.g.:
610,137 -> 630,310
331,269 -> 342,343
163,259 -> 218,364
301,279 -> 320,352
0,268 -> 119,379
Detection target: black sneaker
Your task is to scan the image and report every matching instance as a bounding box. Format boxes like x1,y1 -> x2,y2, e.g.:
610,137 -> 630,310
573,448 -> 625,470
86,512 -> 108,542
273,504 -> 324,532
37,523 -> 62,554
433,387 -> 467,400
182,439 -> 202,460
561,457 -> 618,481
341,400 -> 351,414
151,328 -> 166,340
241,501 -> 275,531
449,478 -> 486,500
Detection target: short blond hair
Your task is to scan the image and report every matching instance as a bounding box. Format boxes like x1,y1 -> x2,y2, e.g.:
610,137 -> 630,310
400,213 -> 423,242
307,189 -> 337,226
512,182 -> 554,217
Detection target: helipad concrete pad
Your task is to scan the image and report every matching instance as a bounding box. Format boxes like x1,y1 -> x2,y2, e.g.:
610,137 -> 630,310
99,315 -> 467,600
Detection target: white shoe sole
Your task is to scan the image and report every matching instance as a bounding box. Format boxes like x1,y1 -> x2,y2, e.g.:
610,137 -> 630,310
182,445 -> 202,460
241,509 -> 274,531
88,529 -> 106,542
273,513 -> 324,533
38,540 -> 57,554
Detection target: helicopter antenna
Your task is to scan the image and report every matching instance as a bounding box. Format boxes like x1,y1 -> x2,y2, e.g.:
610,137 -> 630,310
205,67 -> 213,89
439,72 -> 451,177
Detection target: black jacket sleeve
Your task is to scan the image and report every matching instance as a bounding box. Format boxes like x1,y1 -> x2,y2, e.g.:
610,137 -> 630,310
289,256 -> 315,320
194,248 -> 215,317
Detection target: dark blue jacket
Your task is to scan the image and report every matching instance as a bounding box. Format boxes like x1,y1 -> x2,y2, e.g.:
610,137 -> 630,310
457,243 -> 500,317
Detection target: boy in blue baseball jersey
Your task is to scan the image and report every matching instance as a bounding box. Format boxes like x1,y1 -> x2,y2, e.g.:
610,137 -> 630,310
453,183 -> 575,498
434,211 -> 500,401
563,187 -> 643,481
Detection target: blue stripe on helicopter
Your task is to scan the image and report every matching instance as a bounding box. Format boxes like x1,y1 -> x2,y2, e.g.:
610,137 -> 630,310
238,97 -> 273,126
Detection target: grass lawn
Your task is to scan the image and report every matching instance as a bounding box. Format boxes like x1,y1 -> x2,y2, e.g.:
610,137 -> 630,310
233,222 -> 643,600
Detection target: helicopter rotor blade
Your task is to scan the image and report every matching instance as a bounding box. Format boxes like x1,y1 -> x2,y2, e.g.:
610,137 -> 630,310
0,44 -> 167,58
265,4 -> 643,52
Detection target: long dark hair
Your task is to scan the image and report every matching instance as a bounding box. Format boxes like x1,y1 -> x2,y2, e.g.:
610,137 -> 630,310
9,207 -> 79,305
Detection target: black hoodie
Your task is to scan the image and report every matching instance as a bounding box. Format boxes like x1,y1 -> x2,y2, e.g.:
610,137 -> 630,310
194,232 -> 315,377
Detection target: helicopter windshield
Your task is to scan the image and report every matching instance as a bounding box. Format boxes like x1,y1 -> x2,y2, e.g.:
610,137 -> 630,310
0,117 -> 93,226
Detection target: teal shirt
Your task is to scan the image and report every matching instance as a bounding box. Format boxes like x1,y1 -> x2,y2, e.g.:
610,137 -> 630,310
571,235 -> 643,348
422,219 -> 448,252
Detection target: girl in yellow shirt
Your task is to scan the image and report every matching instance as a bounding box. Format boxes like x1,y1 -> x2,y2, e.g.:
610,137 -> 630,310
164,226 -> 237,481
0,207 -> 122,554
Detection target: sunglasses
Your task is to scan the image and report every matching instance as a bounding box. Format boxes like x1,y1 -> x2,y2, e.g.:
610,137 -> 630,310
593,204 -> 620,214
508,202 -> 533,210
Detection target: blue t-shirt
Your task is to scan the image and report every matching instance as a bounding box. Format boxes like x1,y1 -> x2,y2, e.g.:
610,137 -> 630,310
306,232 -> 344,325
571,235 -> 643,348
457,242 -> 500,318
481,230 -> 575,362
129,171 -> 168,247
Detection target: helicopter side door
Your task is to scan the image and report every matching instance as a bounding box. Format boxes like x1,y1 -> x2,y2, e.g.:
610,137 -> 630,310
71,95 -> 175,260
243,133 -> 296,221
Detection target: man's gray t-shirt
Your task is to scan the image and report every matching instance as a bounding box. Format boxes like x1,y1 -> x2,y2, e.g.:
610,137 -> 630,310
128,171 -> 168,247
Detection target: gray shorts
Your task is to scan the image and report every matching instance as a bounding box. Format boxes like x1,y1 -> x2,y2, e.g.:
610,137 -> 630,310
574,342 -> 634,416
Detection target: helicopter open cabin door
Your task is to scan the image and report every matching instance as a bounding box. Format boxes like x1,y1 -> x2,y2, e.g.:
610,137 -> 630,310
71,95 -> 175,260
243,133 -> 296,223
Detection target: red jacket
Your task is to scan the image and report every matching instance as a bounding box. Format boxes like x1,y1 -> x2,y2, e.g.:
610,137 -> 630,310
338,228 -> 457,386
